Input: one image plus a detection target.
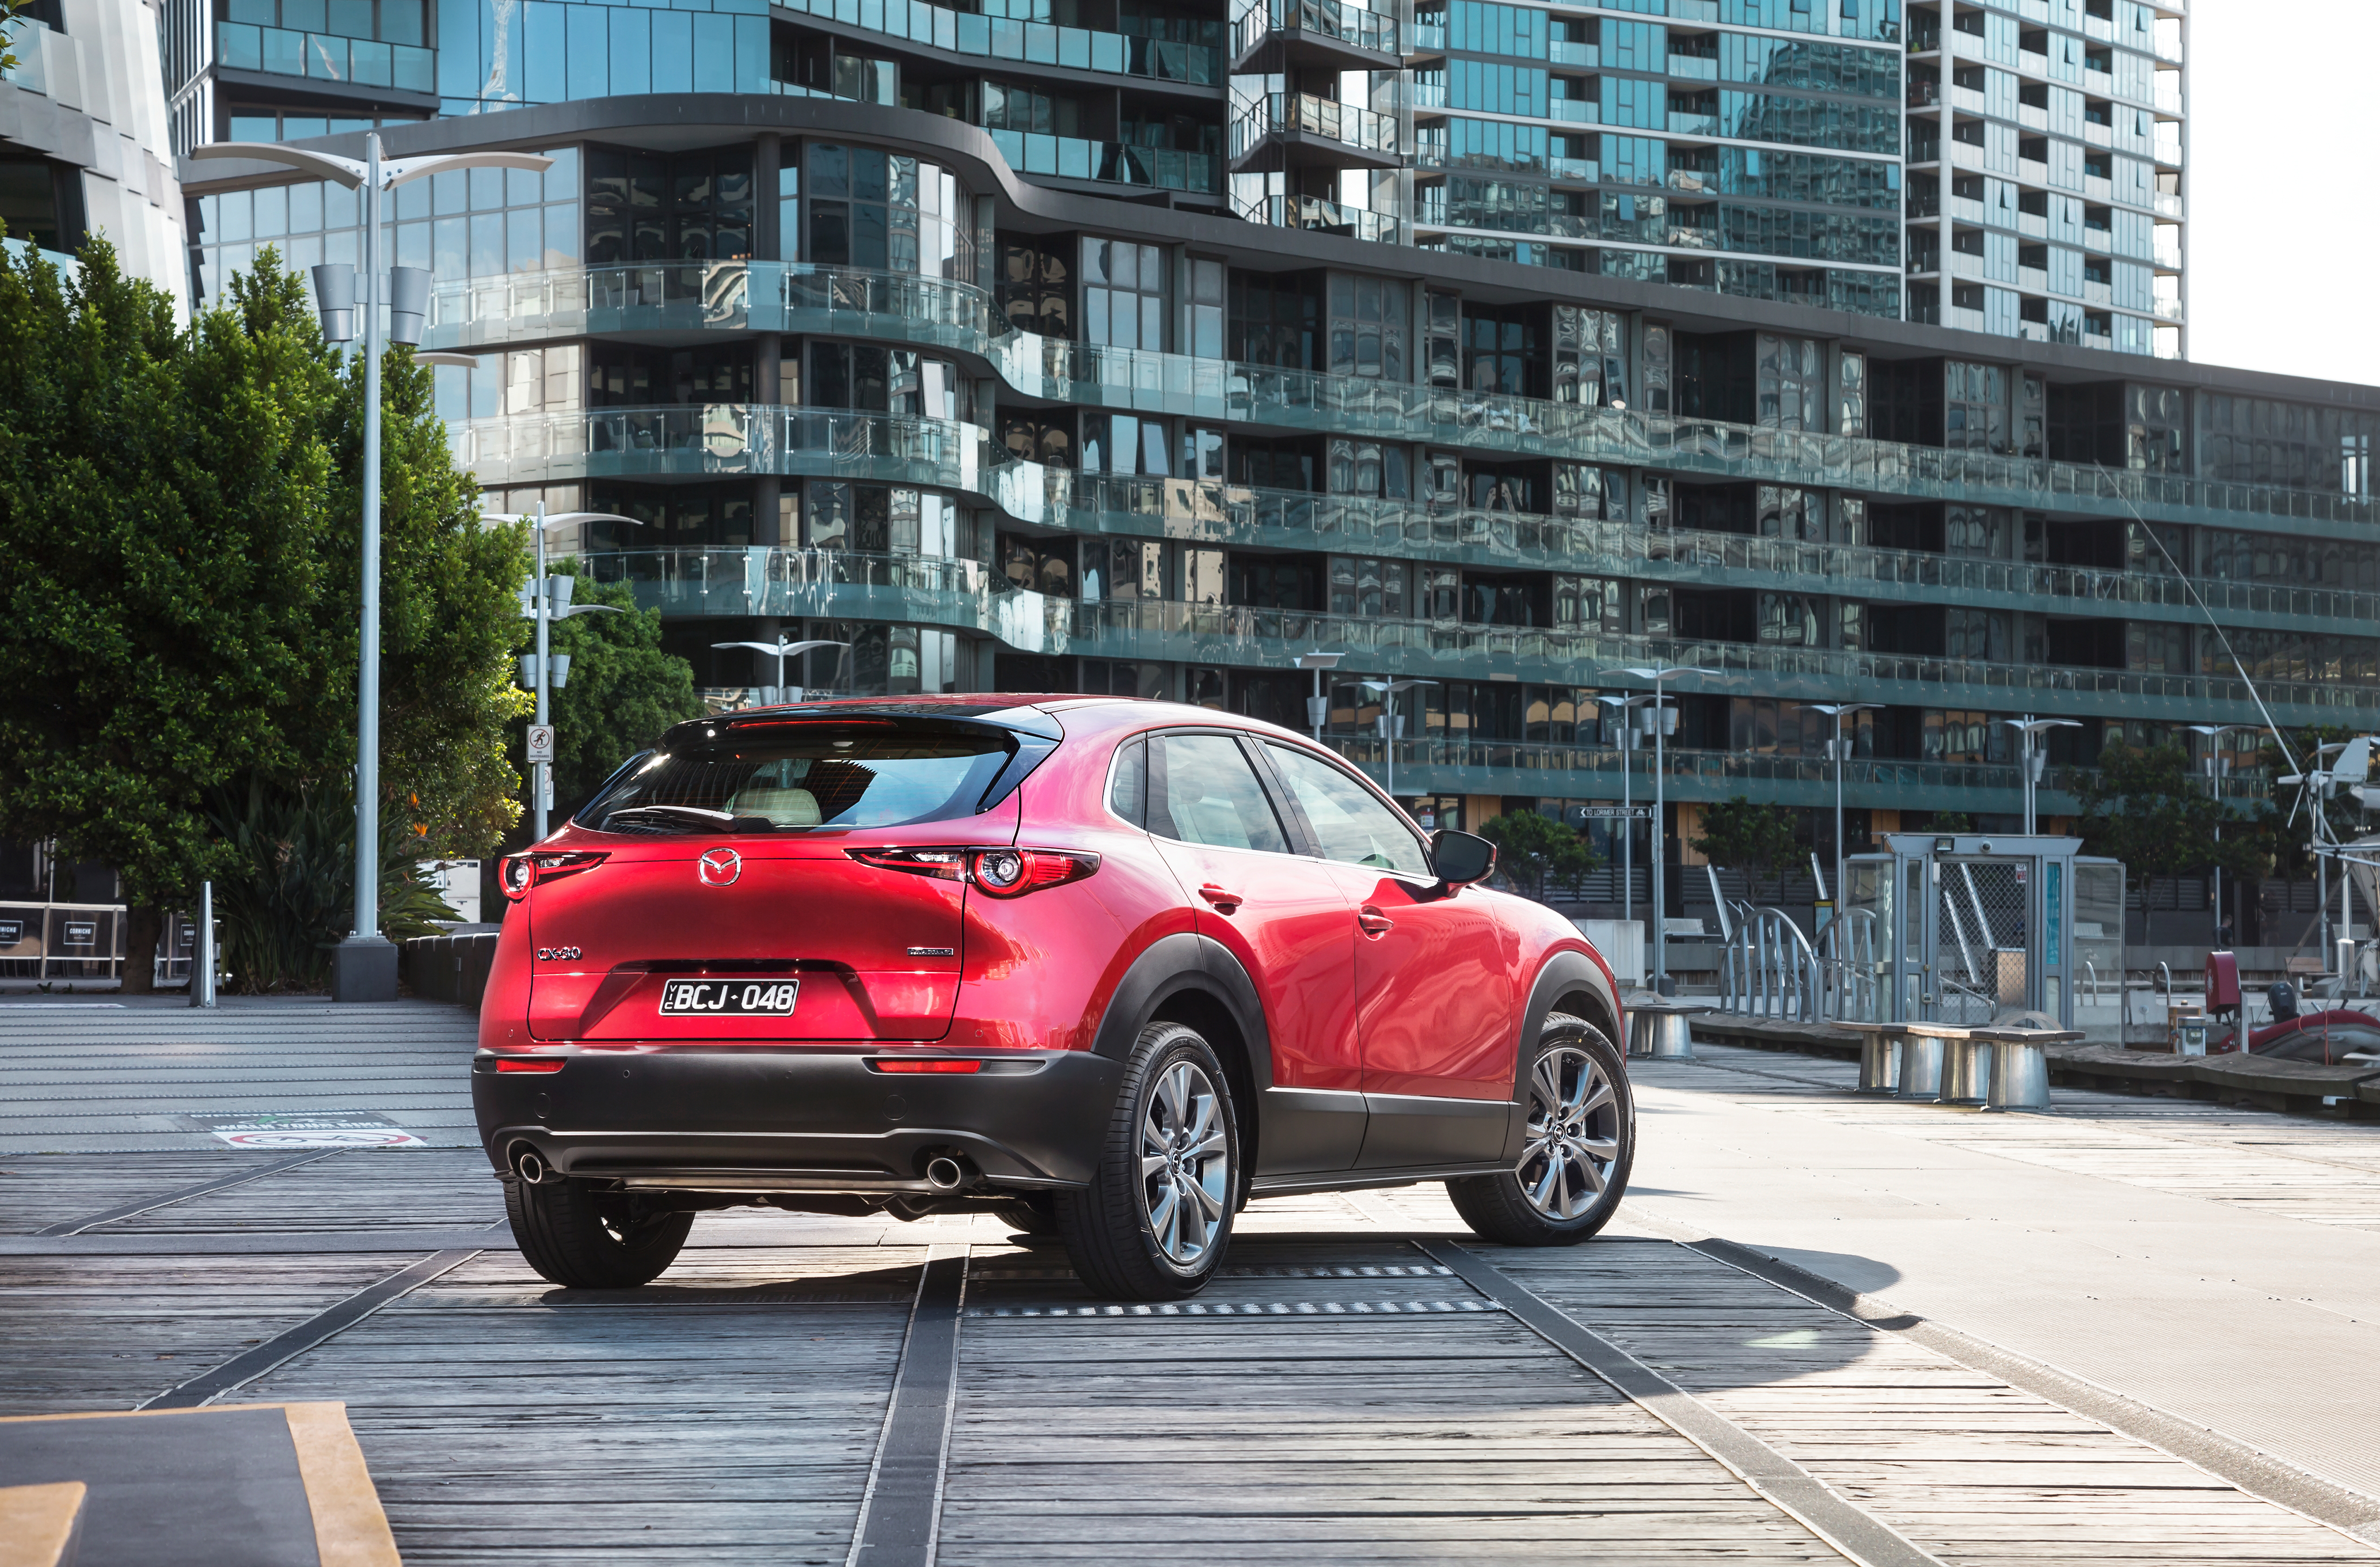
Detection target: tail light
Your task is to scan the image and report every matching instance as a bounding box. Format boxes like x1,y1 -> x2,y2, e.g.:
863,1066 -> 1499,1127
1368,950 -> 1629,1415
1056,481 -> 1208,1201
499,850 -> 610,901
847,846 -> 1098,896
969,848 -> 1098,897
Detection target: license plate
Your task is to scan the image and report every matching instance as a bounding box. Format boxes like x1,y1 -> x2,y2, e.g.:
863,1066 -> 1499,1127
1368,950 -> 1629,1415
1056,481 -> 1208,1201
658,978 -> 800,1017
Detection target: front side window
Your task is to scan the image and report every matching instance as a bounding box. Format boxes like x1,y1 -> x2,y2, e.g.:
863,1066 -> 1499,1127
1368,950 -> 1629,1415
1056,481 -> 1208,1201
1263,744 -> 1431,877
1148,734 -> 1288,853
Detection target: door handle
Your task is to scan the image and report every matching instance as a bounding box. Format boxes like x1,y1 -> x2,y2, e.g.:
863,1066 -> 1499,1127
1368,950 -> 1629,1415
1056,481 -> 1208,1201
1357,905 -> 1394,936
1197,883 -> 1244,913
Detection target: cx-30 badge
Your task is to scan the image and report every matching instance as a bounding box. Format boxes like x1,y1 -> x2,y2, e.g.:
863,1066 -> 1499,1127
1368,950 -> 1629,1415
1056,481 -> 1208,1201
697,848 -> 742,887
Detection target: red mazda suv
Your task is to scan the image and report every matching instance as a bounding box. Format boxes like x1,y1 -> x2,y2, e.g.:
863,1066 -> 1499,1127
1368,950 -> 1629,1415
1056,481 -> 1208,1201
474,695 -> 1633,1300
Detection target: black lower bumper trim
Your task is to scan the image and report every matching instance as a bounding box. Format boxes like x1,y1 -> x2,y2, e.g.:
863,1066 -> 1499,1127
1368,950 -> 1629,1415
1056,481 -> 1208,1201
472,1046 -> 1120,1190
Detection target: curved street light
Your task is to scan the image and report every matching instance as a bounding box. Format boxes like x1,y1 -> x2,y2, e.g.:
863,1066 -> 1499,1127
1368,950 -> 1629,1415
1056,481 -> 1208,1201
712,638 -> 853,708
191,136 -> 554,1002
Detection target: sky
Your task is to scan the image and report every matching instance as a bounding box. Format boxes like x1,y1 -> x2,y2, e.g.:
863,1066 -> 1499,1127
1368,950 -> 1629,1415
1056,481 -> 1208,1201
2185,0 -> 2380,387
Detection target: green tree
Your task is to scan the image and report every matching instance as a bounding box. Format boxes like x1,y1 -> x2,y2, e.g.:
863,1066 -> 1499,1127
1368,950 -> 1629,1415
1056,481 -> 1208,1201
1,0 -> 35,79
1478,811 -> 1601,903
1691,795 -> 1799,905
0,239 -> 527,990
519,563 -> 705,816
2073,742 -> 2269,924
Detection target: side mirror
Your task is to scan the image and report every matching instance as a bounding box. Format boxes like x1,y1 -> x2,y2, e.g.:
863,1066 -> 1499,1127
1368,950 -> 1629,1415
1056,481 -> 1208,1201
1431,829 -> 1496,888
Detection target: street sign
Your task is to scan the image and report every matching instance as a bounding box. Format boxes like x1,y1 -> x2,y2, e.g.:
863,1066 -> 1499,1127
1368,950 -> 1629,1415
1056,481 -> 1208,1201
526,724 -> 557,764
1577,806 -> 1649,820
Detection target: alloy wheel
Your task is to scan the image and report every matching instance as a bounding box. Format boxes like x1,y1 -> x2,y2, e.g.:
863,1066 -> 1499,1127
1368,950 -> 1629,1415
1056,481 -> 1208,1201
1138,1058 -> 1230,1266
1518,1045 -> 1621,1221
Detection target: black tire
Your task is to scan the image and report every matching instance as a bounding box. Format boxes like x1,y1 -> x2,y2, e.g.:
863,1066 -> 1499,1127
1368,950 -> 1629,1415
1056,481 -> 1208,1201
504,1175 -> 694,1288
1055,1021 -> 1241,1300
990,1196 -> 1057,1236
1446,1013 -> 1633,1246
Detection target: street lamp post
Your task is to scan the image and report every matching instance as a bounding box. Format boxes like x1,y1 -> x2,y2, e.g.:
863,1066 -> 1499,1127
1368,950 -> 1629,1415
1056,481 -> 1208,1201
1597,694 -> 1653,928
191,136 -> 554,1003
1295,651 -> 1343,741
712,638 -> 854,707
1603,666 -> 1717,994
1811,703 -> 1882,921
485,507 -> 651,840
2185,722 -> 2254,948
1357,679 -> 1436,798
2001,716 -> 2082,836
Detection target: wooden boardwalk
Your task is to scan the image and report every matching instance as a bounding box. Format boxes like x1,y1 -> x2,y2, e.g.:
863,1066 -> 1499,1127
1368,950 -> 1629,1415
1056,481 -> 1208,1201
3,1144 -> 2374,1565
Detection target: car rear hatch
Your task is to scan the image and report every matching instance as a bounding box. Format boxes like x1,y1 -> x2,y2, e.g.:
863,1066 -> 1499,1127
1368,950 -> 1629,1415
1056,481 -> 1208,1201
523,710 -> 1051,1043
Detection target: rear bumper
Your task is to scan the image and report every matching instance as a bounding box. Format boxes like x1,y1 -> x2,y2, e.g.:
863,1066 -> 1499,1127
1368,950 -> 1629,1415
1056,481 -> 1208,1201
472,1047 -> 1120,1193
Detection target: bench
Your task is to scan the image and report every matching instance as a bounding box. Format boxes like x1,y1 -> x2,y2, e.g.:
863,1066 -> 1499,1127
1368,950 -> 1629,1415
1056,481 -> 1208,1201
1839,1020 -> 2085,1110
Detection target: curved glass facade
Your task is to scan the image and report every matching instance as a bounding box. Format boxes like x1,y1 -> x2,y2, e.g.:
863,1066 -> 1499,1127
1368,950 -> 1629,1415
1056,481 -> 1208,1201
168,0 -> 2363,876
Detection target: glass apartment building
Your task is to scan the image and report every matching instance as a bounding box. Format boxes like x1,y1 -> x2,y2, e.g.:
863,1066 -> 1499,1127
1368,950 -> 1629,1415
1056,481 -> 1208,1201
170,0 -> 2375,935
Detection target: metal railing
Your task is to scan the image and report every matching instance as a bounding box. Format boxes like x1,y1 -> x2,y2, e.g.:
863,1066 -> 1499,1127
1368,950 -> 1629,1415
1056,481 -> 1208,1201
1720,906 -> 1825,1022
1232,0 -> 1398,57
1233,192 -> 1408,245
777,0 -> 1220,82
1817,909 -> 1882,1023
1231,92 -> 1401,160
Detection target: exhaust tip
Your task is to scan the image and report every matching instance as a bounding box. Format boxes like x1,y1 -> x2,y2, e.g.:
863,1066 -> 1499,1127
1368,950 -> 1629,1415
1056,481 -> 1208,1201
923,1155 -> 967,1192
512,1145 -> 550,1185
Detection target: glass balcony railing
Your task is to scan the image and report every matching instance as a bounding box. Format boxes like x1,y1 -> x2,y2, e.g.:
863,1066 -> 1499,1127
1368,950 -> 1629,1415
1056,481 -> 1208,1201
1549,98 -> 1599,124
1062,598 -> 2374,719
213,21 -> 434,92
1312,736 -> 2269,809
423,264 -> 2379,534
447,406 -> 1026,510
1231,92 -> 1400,160
1549,39 -> 1596,66
986,130 -> 1216,193
1234,192 -> 1407,245
776,0 -> 1219,84
1231,0 -> 1398,59
560,539 -> 2366,722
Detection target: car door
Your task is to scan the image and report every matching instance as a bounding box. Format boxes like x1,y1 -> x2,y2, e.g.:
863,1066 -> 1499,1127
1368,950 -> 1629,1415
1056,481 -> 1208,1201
1260,741 -> 1520,1168
1139,729 -> 1366,1174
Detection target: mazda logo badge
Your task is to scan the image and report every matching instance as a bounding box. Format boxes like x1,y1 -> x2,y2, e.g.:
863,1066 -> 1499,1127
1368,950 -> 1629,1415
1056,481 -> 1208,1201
697,848 -> 742,887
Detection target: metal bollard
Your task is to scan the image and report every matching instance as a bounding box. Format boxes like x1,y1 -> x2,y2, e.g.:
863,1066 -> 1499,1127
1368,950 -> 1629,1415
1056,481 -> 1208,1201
1941,1036 -> 1993,1105
1985,1038 -> 2051,1110
1895,1033 -> 1944,1100
1856,1031 -> 1900,1094
188,882 -> 218,1009
1629,1010 -> 1695,1059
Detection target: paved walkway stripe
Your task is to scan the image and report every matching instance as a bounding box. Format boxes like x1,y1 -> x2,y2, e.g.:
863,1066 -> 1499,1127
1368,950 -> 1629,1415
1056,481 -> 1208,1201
1420,1238 -> 1950,1567
32,1151 -> 343,1236
969,1297 -> 1493,1316
847,1241 -> 968,1567
1649,1216 -> 2380,1550
139,1247 -> 486,1411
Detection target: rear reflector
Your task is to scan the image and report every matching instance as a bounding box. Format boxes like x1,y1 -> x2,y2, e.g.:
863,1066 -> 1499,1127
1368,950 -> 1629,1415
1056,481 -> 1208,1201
494,1058 -> 566,1074
869,1058 -> 983,1074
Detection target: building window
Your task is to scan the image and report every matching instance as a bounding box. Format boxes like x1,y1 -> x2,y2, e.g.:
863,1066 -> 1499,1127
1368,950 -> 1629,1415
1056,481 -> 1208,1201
1326,273 -> 1409,381
588,146 -> 751,264
805,145 -> 970,278
1084,238 -> 1164,351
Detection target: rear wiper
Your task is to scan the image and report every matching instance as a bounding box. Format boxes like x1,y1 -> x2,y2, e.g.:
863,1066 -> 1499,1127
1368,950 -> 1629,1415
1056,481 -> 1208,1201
604,805 -> 778,833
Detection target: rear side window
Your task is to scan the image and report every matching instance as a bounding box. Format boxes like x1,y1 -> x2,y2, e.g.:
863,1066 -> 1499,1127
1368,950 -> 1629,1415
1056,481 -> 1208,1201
577,723 -> 1014,834
1148,733 -> 1288,853
1108,738 -> 1146,826
1264,743 -> 1432,877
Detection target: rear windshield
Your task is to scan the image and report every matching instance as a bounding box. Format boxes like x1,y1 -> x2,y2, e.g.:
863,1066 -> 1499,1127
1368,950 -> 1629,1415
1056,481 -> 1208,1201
577,723 -> 1014,834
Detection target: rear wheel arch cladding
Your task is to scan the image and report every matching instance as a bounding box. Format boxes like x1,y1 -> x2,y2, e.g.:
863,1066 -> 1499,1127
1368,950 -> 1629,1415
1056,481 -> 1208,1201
1093,932 -> 1272,1181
